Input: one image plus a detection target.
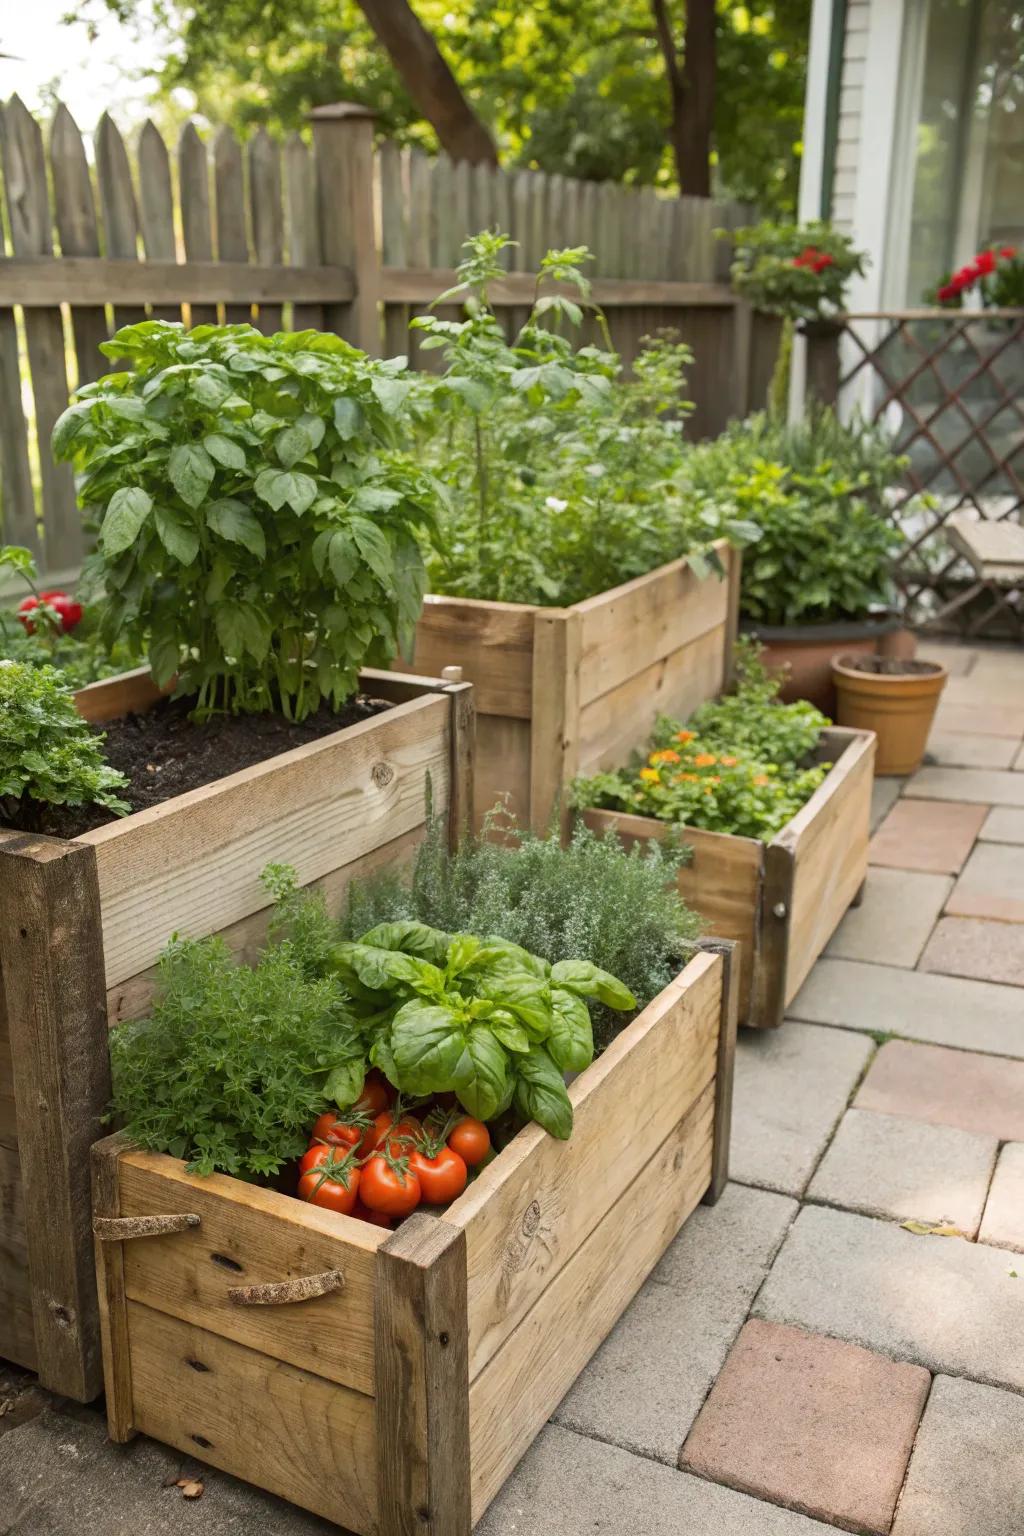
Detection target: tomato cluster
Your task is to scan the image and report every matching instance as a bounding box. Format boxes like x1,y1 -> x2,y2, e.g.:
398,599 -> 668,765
298,1070 -> 491,1229
17,590 -> 83,634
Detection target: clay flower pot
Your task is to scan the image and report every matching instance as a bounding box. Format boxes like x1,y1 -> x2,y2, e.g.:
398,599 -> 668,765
742,615 -> 906,714
831,654 -> 948,776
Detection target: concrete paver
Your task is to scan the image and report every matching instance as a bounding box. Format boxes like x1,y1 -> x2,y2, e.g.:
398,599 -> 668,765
929,701 -> 1024,738
904,765 -> 1024,806
924,731 -> 1018,768
919,916 -> 1024,987
754,1204 -> 1024,1392
915,642 -> 977,677
790,958 -> 1024,1058
552,1183 -> 796,1463
825,868 -> 953,968
979,1142 -> 1024,1254
729,1023 -> 874,1197
870,776 -> 902,832
856,1038 -> 1024,1141
979,806 -> 1024,843
0,1405 -> 333,1535
806,1107 -> 997,1234
477,1423 -> 839,1536
868,798 -> 987,874
946,841 -> 1024,922
892,1376 -> 1024,1536
680,1320 -> 930,1535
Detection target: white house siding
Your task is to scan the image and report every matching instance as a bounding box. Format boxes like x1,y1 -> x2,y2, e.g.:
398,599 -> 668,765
831,0 -> 871,232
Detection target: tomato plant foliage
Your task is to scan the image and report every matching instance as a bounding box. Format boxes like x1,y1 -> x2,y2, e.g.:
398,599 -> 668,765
52,321 -> 441,719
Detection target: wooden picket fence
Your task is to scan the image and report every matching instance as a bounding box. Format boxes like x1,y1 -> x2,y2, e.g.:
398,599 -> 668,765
0,95 -> 768,580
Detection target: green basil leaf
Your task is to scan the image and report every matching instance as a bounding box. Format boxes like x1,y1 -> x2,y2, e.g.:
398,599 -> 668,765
344,942 -> 444,994
455,1026 -> 509,1121
206,498 -> 267,558
514,1046 -> 573,1140
333,396 -> 363,440
550,959 -> 636,1011
276,423 -> 314,469
325,1058 -> 366,1111
168,443 -> 215,509
390,1000 -> 465,1094
101,487 -> 153,555
446,933 -> 482,977
254,468 -> 317,515
489,1012 -> 531,1054
154,505 -> 199,565
349,515 -> 393,586
204,433 -> 247,470
371,375 -> 412,415
479,971 -> 553,1037
358,922 -> 451,964
548,988 -> 594,1073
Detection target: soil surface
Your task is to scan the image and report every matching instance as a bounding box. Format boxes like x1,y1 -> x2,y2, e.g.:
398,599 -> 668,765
4,693 -> 393,840
837,656 -> 944,677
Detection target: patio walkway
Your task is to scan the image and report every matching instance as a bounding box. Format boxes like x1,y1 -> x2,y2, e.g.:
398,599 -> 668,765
1,637 -> 1022,1534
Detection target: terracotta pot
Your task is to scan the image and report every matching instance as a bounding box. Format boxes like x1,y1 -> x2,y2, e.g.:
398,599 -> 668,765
742,616 -> 903,714
831,654 -> 948,776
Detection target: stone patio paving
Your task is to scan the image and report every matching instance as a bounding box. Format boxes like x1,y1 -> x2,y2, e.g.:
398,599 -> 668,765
1,637 -> 1022,1534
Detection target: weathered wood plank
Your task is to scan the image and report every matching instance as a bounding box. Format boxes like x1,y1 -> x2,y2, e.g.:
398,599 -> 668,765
0,307 -> 38,555
376,1216 -> 470,1535
0,255 -> 355,305
248,128 -> 283,334
529,608 -> 581,834
49,103 -> 109,383
446,951 -> 721,1380
128,1300 -> 379,1533
310,103 -> 377,351
283,132 -> 323,330
95,111 -> 147,331
91,1132 -> 135,1439
397,596 -> 536,718
214,125 -> 251,326
136,120 -> 180,322
0,833 -> 111,1400
115,1150 -> 384,1395
178,122 -> 216,324
378,268 -> 736,307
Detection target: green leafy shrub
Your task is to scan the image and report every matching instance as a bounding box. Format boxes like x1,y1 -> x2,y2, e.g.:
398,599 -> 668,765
683,408 -> 905,626
337,807 -> 702,1040
0,661 -> 130,826
108,935 -> 360,1177
416,232 -> 755,606
52,321 -> 441,720
572,645 -> 830,841
729,220 -> 867,321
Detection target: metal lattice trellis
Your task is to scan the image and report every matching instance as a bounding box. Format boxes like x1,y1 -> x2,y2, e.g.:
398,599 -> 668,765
836,310 -> 1024,636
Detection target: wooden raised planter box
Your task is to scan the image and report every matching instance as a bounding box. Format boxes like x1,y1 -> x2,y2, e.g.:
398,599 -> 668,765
91,942 -> 737,1535
582,727 -> 876,1030
0,665 -> 473,1402
395,541 -> 740,831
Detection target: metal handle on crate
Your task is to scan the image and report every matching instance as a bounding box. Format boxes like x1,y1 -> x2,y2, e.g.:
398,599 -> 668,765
93,1213 -> 201,1240
227,1268 -> 346,1306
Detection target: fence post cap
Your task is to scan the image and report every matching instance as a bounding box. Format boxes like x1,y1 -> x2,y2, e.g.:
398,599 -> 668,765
309,101 -> 378,123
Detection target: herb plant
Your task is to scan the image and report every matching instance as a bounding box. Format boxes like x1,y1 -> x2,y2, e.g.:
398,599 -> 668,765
572,645 -> 830,841
52,321 -> 441,720
0,545 -> 140,688
108,934 -> 361,1177
416,232 -> 754,605
683,407 -> 904,626
0,661 -> 130,828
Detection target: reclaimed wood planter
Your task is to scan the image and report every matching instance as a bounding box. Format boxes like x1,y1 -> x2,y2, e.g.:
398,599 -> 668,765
0,665 -> 474,1402
90,941 -> 736,1534
395,541 -> 740,831
582,727 -> 876,1030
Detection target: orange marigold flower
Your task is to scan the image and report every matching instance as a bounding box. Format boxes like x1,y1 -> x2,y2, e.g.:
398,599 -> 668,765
753,774 -> 770,786
708,775 -> 721,785
693,752 -> 717,768
639,767 -> 661,783
650,748 -> 681,765
676,772 -> 699,782
674,729 -> 695,744
720,755 -> 738,767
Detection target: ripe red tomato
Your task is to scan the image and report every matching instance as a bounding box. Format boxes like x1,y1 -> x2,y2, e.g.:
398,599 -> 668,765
365,1111 -> 422,1158
297,1145 -> 359,1215
360,1154 -> 421,1218
353,1069 -> 395,1118
448,1117 -> 491,1167
409,1145 -> 467,1205
309,1111 -> 364,1150
41,591 -> 83,631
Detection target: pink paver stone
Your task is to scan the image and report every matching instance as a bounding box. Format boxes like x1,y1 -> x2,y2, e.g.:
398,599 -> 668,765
680,1319 -> 930,1534
856,1039 -> 1024,1142
869,799 -> 987,875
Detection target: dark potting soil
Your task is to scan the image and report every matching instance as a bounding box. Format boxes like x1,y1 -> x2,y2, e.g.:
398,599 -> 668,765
4,692 -> 393,840
840,656 -> 943,677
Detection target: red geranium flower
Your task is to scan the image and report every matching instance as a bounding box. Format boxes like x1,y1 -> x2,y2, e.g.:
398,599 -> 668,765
999,246 -> 1016,261
974,249 -> 996,276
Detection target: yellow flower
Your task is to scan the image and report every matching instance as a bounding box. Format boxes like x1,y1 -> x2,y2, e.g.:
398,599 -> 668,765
650,748 -> 680,766
693,752 -> 717,768
639,767 -> 661,783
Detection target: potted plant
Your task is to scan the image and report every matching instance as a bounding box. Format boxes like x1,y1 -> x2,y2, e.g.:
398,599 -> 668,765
832,654 -> 948,776
0,319 -> 474,1402
572,644 -> 876,1028
392,233 -> 755,831
682,405 -> 910,712
91,816 -> 737,1532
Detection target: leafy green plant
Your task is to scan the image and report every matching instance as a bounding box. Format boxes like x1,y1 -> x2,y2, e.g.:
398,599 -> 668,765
728,220 -> 867,322
52,321 -> 441,720
326,920 -> 635,1139
572,644 -> 830,841
108,934 -> 360,1177
415,232 -> 755,606
0,661 -> 130,827
0,544 -> 140,688
337,806 -> 702,1041
683,408 -> 905,626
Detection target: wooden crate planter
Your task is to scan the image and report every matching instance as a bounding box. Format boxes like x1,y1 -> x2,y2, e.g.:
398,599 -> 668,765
395,542 -> 740,831
90,941 -> 736,1534
582,727 -> 876,1030
0,666 -> 474,1402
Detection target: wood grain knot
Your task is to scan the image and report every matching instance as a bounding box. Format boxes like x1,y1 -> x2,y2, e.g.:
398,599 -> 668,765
521,1199 -> 542,1237
371,761 -> 395,788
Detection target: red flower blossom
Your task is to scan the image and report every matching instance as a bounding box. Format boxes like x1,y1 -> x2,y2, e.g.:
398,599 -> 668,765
792,246 -> 834,275
974,249 -> 996,276
999,246 -> 1017,261
937,282 -> 958,303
